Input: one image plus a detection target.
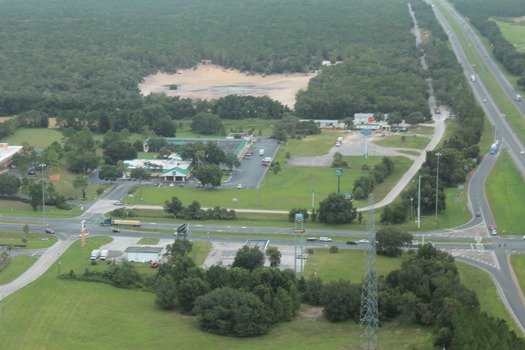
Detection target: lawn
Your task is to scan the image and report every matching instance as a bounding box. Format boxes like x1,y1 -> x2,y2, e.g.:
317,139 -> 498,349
458,261 -> 521,335
0,237 -> 435,349
2,128 -> 62,148
373,134 -> 430,149
0,256 -> 38,285
0,230 -> 59,249
284,130 -> 347,157
486,151 -> 525,235
303,248 -> 402,282
130,154 -> 412,213
496,18 -> 525,54
0,199 -> 83,219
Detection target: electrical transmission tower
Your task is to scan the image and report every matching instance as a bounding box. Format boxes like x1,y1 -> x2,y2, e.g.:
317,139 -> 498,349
359,194 -> 379,349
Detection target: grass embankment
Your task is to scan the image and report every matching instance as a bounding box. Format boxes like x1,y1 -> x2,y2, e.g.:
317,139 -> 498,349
0,230 -> 58,249
486,151 -> 525,235
372,133 -> 430,149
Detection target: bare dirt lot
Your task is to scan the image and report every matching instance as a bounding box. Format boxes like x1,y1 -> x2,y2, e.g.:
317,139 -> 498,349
138,64 -> 316,109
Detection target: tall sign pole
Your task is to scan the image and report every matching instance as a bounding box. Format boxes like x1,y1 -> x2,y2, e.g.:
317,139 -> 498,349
294,213 -> 304,276
336,168 -> 343,194
360,129 -> 372,159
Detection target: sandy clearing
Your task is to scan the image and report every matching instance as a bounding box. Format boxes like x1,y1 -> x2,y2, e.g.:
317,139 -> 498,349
138,64 -> 316,109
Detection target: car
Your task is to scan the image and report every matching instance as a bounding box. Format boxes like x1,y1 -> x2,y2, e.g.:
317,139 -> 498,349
245,151 -> 254,156
521,150 -> 525,155
482,99 -> 487,103
44,228 -> 55,234
112,228 -> 121,233
237,184 -> 242,189
306,237 -> 317,242
261,162 -> 270,166
151,262 -> 159,269
113,201 -> 124,206
296,254 -> 308,260
319,237 -> 332,242
346,240 -> 358,245
475,211 -> 481,217
358,239 -> 370,244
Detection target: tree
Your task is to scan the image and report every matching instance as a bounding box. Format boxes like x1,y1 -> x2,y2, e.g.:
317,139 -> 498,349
191,112 -> 224,135
288,208 -> 309,222
110,262 -> 142,289
177,277 -> 210,314
167,238 -> 193,257
164,196 -> 185,218
321,279 -> 361,322
205,265 -> 231,290
98,164 -> 122,182
0,173 -> 20,196
194,287 -> 273,337
266,246 -> 281,267
301,275 -> 323,306
154,275 -> 178,310
103,141 -> 137,165
318,193 -> 357,224
376,226 -> 412,257
193,164 -> 222,187
232,246 -> 265,272
72,174 -> 88,199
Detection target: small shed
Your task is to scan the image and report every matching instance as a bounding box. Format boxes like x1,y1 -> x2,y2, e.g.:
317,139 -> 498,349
125,246 -> 165,263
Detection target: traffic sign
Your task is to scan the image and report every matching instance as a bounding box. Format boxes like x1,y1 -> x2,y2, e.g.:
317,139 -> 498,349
336,168 -> 343,176
295,213 -> 303,222
360,129 -> 373,136
293,229 -> 305,233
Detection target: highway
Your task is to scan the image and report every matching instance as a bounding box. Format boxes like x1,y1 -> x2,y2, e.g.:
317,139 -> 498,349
431,0 -> 525,333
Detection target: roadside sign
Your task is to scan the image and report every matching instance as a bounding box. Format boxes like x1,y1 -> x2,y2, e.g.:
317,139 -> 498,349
360,129 -> 373,136
293,229 -> 305,233
336,168 -> 343,176
295,213 -> 303,222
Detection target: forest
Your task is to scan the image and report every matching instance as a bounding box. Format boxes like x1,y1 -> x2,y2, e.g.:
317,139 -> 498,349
0,0 -> 428,132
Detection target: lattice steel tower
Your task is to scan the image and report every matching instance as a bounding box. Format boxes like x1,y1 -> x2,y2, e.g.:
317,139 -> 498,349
359,194 -> 379,349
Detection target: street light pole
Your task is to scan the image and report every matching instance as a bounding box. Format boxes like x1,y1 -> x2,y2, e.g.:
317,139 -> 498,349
410,197 -> 413,220
417,175 -> 421,229
40,163 -> 46,224
435,153 -> 442,222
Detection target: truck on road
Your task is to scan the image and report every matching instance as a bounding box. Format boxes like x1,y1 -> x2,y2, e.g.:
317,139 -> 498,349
100,218 -> 141,227
517,94 -> 523,102
470,74 -> 476,82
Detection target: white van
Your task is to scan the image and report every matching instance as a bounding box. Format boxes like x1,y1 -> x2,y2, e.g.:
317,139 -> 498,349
100,250 -> 109,260
259,148 -> 265,156
90,249 -> 101,260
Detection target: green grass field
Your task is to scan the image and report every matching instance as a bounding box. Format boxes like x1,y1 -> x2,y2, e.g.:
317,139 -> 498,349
284,130 -> 346,156
0,230 -> 58,249
0,238 -> 436,349
496,18 -> 525,54
373,134 -> 430,149
0,256 -> 38,285
486,151 -> 525,235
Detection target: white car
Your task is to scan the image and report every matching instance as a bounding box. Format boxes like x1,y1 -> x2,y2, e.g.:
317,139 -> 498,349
113,201 -> 124,206
358,239 -> 370,244
237,184 -> 242,189
319,237 -> 332,242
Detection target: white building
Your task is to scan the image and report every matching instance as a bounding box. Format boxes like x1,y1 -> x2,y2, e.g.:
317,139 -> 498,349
125,246 -> 165,263
0,143 -> 23,173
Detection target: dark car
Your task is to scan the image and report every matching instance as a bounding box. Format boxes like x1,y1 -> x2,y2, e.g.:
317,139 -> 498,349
112,228 -> 121,233
306,237 -> 317,242
44,228 -> 55,234
346,240 -> 357,245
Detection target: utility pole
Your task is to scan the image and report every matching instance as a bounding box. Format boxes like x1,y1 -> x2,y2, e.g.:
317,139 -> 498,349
417,175 -> 421,229
40,163 -> 46,224
359,194 -> 378,349
435,152 -> 442,222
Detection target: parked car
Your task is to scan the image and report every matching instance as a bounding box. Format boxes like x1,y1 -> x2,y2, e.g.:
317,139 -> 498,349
346,240 -> 357,245
151,262 -> 159,268
44,228 -> 55,234
113,201 -> 124,206
319,237 -> 332,242
306,237 -> 317,242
